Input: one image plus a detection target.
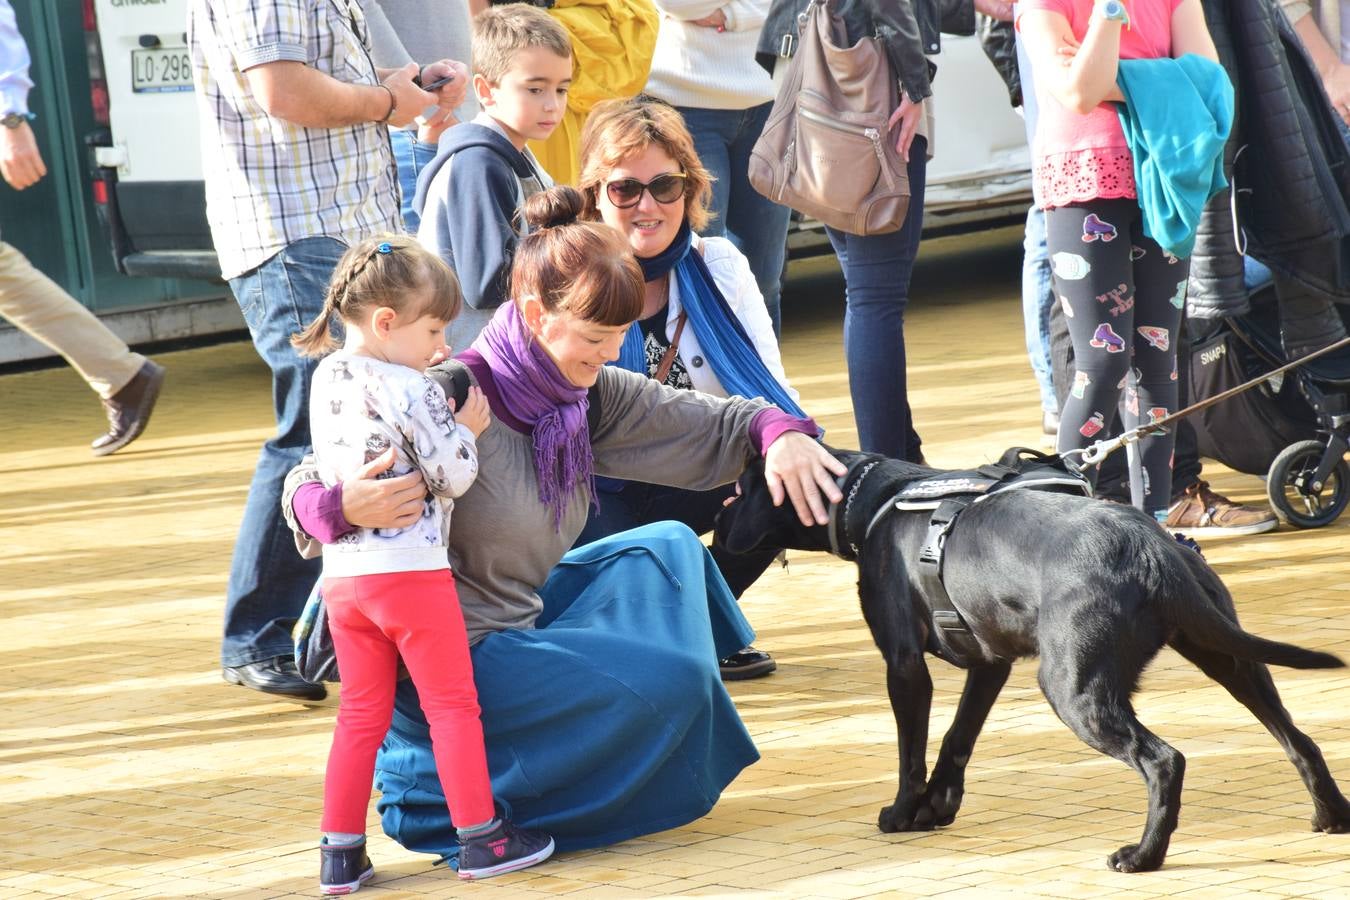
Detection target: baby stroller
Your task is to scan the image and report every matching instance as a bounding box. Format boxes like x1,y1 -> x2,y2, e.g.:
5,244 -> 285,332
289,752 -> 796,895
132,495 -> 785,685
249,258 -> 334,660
1187,277 -> 1350,528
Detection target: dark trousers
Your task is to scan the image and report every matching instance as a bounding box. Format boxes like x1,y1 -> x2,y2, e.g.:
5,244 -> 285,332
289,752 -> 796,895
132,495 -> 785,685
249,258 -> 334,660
576,481 -> 777,599
824,136 -> 929,461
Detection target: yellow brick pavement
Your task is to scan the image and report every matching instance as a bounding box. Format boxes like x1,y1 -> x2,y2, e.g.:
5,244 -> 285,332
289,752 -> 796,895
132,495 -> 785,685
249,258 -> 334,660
2,230 -> 1349,898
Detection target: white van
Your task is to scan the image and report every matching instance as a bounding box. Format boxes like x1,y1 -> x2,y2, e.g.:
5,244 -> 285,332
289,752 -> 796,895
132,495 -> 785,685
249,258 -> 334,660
85,0 -> 1031,280
86,0 -> 214,280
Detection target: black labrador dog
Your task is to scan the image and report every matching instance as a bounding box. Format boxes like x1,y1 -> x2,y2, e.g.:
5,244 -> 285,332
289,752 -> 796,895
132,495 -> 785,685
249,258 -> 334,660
715,450 -> 1350,872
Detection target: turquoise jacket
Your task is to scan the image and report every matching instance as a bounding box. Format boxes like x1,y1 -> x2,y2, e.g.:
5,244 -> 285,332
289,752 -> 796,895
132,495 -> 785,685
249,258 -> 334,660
1116,54 -> 1235,258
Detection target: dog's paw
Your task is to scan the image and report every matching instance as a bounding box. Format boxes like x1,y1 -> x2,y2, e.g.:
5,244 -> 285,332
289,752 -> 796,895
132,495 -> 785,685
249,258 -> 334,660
1107,844 -> 1163,873
878,804 -> 903,833
1311,805 -> 1350,834
878,801 -> 935,833
923,783 -> 964,827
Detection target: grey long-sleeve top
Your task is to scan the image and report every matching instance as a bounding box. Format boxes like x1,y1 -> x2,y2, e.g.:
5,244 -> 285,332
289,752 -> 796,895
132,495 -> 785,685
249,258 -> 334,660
286,364 -> 767,644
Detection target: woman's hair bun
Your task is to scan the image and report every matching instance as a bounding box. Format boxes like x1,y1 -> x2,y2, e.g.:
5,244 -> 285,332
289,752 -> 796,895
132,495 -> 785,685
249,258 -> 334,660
522,185 -> 586,231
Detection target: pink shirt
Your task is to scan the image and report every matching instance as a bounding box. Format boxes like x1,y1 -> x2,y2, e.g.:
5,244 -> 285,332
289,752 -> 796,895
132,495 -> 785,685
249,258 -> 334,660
1018,0 -> 1181,207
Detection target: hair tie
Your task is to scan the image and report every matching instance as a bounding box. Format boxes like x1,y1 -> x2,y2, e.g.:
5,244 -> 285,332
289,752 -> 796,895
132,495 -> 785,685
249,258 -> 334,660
376,242 -> 393,254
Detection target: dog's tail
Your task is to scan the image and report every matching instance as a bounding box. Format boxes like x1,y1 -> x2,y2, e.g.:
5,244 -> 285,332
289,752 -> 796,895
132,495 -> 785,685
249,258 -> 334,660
1165,549 -> 1344,670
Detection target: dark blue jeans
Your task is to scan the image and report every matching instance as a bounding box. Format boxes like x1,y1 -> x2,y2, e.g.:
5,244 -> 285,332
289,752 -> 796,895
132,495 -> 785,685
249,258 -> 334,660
576,481 -> 778,600
825,138 -> 928,461
677,103 -> 792,334
222,236 -> 344,667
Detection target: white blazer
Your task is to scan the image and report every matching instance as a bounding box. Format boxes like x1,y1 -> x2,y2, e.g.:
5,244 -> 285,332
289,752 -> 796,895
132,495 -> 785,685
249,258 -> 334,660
664,234 -> 801,405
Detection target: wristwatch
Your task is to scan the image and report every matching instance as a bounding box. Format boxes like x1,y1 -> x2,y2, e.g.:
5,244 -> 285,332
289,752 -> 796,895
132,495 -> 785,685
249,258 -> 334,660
1096,0 -> 1130,26
1,112 -> 33,129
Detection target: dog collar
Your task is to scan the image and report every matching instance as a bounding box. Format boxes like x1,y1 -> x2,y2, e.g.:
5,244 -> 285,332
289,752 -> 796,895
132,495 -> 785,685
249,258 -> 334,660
828,457 -> 883,560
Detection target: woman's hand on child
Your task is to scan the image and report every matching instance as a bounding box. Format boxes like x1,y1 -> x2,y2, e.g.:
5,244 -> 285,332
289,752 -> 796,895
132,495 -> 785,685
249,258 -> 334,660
888,96 -> 924,162
341,448 -> 427,530
454,386 -> 492,439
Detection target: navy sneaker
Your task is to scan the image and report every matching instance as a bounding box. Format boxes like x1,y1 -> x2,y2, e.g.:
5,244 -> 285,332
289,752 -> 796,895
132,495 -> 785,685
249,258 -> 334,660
457,819 -> 554,880
320,838 -> 374,895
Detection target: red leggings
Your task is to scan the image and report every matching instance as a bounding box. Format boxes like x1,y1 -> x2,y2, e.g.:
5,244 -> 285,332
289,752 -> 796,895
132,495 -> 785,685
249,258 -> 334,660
321,569 -> 494,833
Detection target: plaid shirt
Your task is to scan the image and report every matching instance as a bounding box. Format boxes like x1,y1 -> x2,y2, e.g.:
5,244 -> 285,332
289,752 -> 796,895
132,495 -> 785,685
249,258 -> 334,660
188,0 -> 402,280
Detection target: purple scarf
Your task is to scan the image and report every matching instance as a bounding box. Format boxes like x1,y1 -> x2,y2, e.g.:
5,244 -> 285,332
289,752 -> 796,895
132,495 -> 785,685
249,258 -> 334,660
471,302 -> 594,529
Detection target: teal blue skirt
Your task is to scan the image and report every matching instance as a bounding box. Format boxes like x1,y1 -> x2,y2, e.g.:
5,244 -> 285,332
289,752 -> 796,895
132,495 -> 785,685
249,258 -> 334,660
374,521 -> 759,860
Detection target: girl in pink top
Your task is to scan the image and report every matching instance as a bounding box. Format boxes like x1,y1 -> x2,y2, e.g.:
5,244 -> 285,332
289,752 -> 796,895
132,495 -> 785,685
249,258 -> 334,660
1018,0 -> 1217,520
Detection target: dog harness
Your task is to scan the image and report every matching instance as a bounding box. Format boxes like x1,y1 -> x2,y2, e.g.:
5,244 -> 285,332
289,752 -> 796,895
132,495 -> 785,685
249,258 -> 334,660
828,449 -> 1091,665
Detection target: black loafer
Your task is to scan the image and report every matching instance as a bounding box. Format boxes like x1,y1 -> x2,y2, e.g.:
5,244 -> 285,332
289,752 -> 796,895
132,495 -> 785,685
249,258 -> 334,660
223,655 -> 327,701
719,647 -> 777,681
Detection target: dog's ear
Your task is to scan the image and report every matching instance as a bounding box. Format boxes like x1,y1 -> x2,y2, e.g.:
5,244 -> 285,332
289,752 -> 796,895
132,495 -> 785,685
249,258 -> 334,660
715,463 -> 769,555
715,460 -> 799,555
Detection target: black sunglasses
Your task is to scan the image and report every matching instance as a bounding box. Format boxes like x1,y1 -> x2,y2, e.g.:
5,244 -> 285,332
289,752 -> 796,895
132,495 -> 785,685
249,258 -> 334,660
604,172 -> 688,208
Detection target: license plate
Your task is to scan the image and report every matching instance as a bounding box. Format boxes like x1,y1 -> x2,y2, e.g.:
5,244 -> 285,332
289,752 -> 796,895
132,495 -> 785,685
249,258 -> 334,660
130,47 -> 193,94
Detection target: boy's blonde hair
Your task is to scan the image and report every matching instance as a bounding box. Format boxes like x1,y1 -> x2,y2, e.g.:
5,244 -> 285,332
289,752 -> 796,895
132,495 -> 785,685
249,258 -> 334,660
472,4 -> 572,85
291,235 -> 463,357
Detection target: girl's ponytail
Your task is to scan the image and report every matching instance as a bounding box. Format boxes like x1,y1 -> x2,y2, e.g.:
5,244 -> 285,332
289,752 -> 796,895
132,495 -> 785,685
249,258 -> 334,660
290,272 -> 348,357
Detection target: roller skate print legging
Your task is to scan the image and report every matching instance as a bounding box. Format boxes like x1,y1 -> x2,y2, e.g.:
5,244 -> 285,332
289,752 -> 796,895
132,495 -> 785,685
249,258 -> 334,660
1046,198 -> 1187,518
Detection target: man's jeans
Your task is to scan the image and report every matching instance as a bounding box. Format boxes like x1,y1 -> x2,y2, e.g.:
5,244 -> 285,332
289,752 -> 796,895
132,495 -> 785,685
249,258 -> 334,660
391,129 -> 439,234
222,236 -> 345,667
677,103 -> 791,334
1022,205 -> 1056,414
825,138 -> 928,461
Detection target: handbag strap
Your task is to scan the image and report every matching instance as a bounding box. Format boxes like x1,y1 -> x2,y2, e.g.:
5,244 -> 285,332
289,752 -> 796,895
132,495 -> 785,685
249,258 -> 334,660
653,311 -> 689,384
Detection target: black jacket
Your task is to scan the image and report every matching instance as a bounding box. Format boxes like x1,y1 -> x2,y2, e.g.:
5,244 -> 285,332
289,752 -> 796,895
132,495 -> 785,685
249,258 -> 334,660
1189,0 -> 1350,318
978,14 -> 1020,108
758,0 -> 975,104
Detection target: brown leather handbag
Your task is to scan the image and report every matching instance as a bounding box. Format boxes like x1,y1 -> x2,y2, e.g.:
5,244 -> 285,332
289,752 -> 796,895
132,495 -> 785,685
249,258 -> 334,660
748,0 -> 911,236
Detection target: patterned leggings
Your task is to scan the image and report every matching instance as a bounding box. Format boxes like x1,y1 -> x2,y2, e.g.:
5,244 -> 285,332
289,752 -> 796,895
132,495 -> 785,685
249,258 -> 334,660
1046,198 -> 1188,516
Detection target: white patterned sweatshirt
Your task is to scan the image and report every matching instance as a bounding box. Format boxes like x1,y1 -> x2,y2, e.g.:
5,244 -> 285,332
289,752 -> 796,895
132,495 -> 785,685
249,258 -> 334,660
309,351 -> 478,577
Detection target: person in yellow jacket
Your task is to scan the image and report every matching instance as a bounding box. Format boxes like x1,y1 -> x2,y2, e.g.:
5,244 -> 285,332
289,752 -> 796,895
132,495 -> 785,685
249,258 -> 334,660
520,0 -> 660,184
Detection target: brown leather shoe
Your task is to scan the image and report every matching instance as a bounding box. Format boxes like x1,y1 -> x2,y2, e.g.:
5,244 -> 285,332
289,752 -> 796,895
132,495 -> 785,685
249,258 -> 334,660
91,360 -> 165,457
1164,480 -> 1278,536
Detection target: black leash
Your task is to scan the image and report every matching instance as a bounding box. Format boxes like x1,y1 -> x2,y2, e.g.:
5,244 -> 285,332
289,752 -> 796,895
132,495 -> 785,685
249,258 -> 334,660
1068,334 -> 1350,470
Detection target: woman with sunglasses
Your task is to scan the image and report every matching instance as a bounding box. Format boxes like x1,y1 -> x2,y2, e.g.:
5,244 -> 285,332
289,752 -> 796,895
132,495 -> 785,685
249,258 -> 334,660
574,95 -> 810,680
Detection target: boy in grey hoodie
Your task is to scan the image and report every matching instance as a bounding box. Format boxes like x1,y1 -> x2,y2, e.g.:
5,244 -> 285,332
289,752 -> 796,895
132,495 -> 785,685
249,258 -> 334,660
414,5 -> 572,349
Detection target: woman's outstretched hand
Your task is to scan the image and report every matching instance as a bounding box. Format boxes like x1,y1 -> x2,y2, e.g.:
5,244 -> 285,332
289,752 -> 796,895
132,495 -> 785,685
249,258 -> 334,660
763,432 -> 846,526
888,95 -> 924,162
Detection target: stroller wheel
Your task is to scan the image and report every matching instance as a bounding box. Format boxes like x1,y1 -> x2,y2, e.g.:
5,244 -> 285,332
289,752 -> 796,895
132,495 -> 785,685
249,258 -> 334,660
1267,439 -> 1350,529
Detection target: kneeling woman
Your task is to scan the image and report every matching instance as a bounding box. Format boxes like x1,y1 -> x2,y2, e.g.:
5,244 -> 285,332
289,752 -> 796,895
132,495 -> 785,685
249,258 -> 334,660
574,95 -> 813,680
285,186 -> 843,862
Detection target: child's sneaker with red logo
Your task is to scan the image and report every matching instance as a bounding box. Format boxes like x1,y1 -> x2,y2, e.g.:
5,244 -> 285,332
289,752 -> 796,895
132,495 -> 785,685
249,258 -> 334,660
457,818 -> 554,880
319,837 -> 374,895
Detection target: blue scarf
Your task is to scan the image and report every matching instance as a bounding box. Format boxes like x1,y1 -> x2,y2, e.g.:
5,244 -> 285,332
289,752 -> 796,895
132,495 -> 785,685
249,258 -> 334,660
613,221 -> 807,420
